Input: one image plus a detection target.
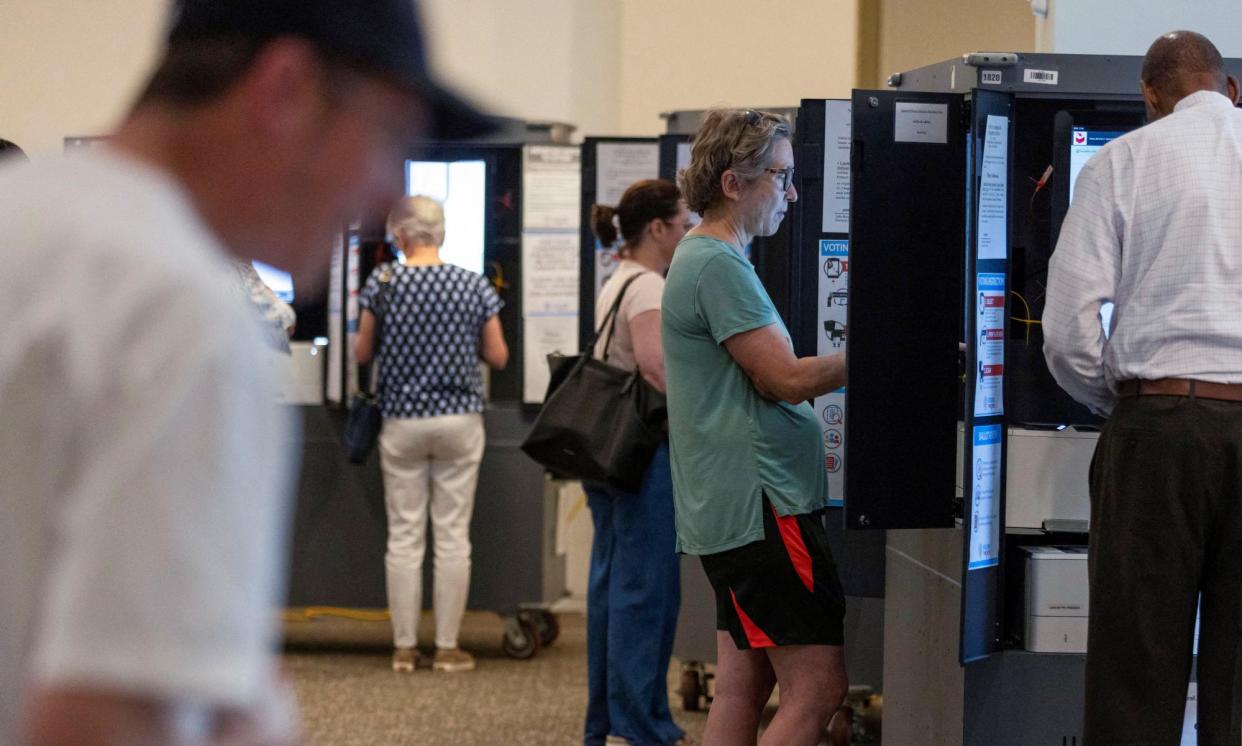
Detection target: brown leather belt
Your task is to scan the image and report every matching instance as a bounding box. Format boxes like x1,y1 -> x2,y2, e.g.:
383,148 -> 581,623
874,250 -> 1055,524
1118,378 -> 1242,402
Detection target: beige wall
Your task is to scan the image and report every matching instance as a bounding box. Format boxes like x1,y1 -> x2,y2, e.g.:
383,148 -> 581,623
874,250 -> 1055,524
616,0 -> 861,135
0,0 -> 167,156
873,0 -> 1035,86
419,0 -> 623,138
0,0 -> 1039,157
0,1 -> 624,156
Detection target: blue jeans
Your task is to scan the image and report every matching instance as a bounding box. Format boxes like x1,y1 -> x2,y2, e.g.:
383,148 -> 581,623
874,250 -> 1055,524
584,443 -> 684,746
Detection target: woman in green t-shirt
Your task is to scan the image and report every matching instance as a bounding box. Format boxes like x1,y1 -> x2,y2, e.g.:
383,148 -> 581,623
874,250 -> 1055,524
662,109 -> 848,746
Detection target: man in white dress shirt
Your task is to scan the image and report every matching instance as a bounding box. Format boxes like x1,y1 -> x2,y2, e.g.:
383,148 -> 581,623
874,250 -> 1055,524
0,1 -> 492,744
1043,31 -> 1242,744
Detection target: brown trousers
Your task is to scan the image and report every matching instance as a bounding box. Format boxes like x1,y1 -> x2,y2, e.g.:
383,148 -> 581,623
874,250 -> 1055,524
1086,394 -> 1242,745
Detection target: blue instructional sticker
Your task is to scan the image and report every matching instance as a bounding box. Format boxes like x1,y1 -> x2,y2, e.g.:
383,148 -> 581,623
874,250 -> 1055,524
820,239 -> 849,257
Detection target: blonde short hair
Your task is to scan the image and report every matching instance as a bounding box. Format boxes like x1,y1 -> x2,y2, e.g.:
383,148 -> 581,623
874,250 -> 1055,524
386,195 -> 445,247
679,109 -> 792,214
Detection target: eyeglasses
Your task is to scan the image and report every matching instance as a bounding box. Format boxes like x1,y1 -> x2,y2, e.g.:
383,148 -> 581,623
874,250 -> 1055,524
662,218 -> 694,233
764,167 -> 795,192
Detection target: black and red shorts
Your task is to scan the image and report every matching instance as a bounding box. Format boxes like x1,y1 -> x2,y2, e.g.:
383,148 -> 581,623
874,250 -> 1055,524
699,498 -> 845,649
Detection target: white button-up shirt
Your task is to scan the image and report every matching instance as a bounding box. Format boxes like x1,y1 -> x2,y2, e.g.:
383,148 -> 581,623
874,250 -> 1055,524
1043,90 -> 1242,415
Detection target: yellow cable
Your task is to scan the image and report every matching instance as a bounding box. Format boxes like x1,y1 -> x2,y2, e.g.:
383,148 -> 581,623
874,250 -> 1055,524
282,606 -> 391,623
489,261 -> 511,291
1008,291 -> 1042,344
1009,290 -> 1033,321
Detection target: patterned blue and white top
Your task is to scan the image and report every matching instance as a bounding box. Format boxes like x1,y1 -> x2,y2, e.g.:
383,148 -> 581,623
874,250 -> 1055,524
360,263 -> 503,419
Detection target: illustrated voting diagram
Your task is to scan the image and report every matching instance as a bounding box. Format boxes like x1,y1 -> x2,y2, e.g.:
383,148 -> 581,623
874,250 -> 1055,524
814,240 -> 849,506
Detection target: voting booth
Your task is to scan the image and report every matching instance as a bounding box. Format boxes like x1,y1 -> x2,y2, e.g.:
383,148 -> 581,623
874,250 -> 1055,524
803,53 -> 1242,744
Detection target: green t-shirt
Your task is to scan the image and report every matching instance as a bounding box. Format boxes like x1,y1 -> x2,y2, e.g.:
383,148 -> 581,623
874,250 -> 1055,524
661,235 -> 829,555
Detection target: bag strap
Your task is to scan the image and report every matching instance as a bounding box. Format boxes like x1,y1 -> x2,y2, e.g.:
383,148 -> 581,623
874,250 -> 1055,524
366,266 -> 394,397
592,271 -> 649,363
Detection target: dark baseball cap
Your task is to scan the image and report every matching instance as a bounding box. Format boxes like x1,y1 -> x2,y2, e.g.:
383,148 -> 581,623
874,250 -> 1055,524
167,0 -> 497,139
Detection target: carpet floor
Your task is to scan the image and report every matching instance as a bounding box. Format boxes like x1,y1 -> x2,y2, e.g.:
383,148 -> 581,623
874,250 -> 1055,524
282,610 -> 709,745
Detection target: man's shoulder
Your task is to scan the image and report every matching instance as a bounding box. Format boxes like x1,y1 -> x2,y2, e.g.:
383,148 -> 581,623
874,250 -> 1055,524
0,154 -> 245,347
1,152 -> 220,265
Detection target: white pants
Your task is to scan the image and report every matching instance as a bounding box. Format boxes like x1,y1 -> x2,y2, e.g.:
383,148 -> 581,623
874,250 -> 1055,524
378,412 -> 485,650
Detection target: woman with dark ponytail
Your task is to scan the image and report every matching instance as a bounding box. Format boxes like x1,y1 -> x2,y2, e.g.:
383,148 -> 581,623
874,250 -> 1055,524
584,179 -> 692,746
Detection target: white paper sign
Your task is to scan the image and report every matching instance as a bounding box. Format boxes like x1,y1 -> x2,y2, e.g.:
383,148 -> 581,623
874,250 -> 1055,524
977,115 -> 1009,260
596,142 -> 659,206
894,102 -> 948,144
974,273 -> 1005,417
822,100 -> 852,234
325,233 -> 346,404
814,239 -> 849,506
675,141 -> 691,172
345,232 -> 362,397
594,247 -> 621,301
521,233 -> 579,316
591,142 -> 658,305
673,140 -> 704,225
968,425 -> 1002,570
523,145 -> 581,230
523,315 -> 580,404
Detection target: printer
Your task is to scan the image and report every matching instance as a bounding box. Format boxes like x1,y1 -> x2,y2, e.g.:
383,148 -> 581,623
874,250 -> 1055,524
1022,545 -> 1089,653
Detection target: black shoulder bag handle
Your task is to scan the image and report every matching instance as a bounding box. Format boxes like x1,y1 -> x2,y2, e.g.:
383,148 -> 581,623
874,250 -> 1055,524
544,271 -> 648,395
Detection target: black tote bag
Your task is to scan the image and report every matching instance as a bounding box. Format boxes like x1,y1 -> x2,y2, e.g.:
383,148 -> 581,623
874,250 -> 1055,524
344,268 -> 392,464
520,272 -> 666,492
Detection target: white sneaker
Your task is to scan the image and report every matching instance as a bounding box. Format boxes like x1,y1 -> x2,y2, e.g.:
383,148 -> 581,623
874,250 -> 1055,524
392,647 -> 416,673
432,647 -> 476,672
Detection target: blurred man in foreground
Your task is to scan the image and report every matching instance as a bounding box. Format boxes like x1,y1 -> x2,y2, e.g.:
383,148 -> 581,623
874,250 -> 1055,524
0,1 -> 492,743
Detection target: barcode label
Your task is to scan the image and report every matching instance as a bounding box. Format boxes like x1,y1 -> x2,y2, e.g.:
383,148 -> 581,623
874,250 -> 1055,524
1023,69 -> 1059,85
980,70 -> 1003,85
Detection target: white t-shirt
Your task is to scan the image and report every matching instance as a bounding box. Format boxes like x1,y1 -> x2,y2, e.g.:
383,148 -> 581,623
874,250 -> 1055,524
0,150 -> 295,744
592,259 -> 663,372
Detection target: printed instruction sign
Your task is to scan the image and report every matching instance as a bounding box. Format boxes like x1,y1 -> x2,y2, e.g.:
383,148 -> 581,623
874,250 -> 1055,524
523,315 -> 579,404
522,233 -> 579,315
522,144 -> 581,403
814,239 -> 849,507
595,142 -> 658,207
326,232 -> 346,404
822,100 -> 852,234
968,425 -> 1002,570
974,272 -> 1005,417
522,146 -> 581,230
894,102 -> 948,144
977,115 -> 1009,260
593,142 -> 659,302
594,249 -> 621,302
521,231 -> 579,403
674,141 -> 703,225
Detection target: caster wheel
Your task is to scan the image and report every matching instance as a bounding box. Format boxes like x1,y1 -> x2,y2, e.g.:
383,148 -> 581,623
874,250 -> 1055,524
502,615 -> 541,660
533,610 -> 560,647
680,668 -> 704,711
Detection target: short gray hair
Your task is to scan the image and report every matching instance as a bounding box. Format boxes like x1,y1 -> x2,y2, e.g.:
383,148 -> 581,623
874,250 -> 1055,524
387,195 -> 445,247
679,109 -> 792,214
